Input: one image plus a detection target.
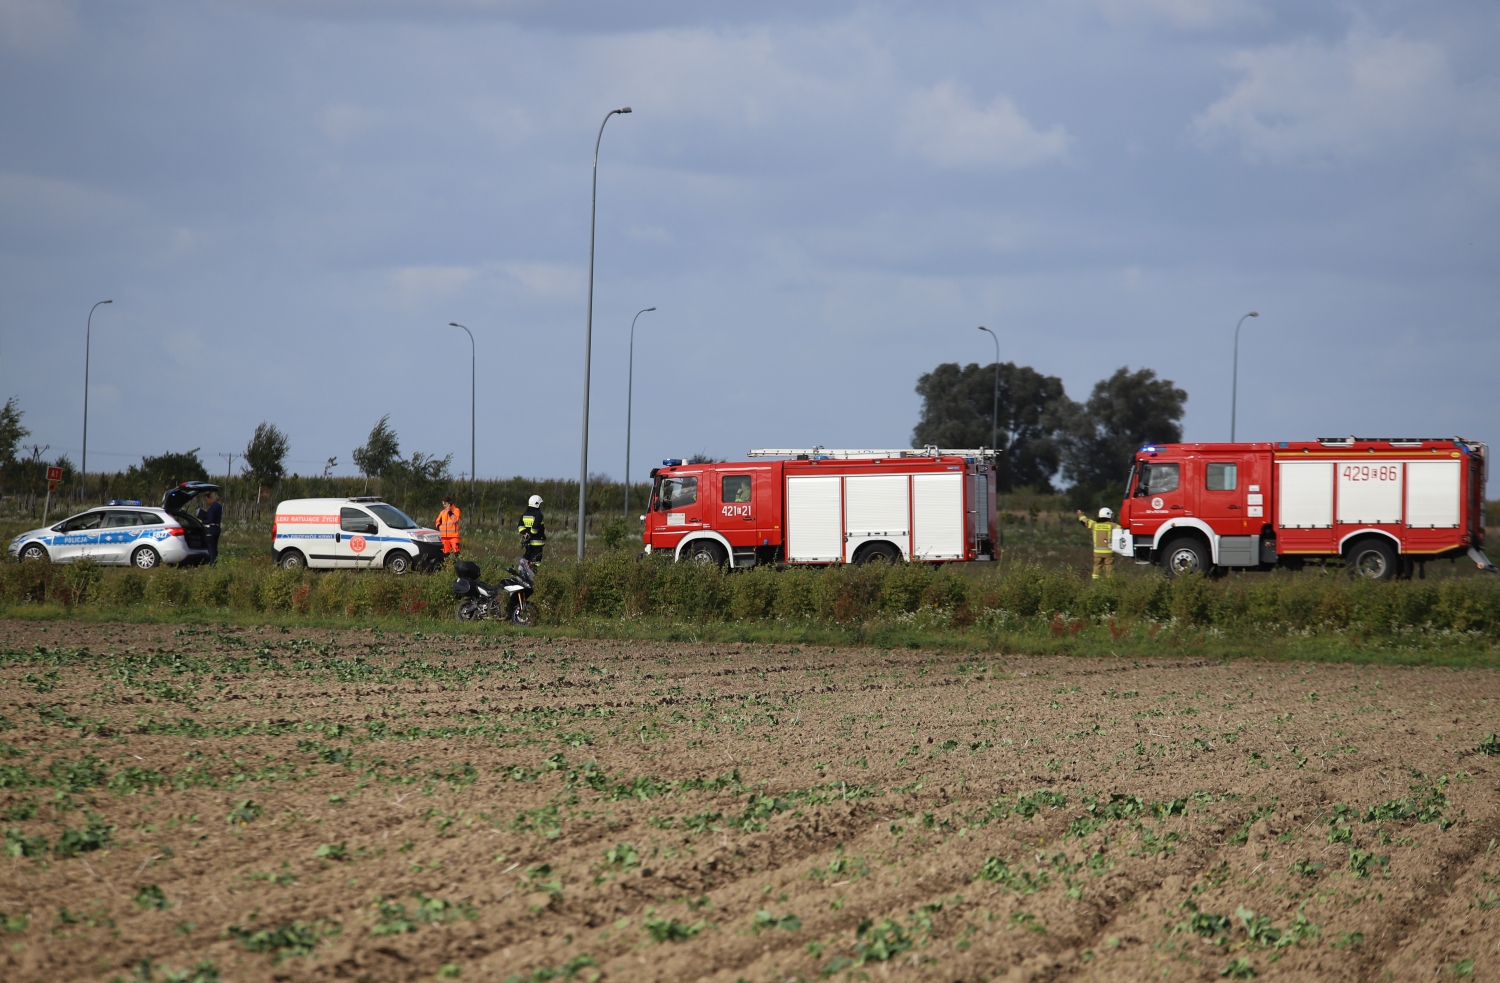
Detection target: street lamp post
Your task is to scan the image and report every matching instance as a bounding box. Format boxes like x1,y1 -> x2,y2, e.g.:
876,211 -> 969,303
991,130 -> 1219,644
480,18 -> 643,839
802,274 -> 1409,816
448,323 -> 476,515
578,106 -> 632,561
81,299 -> 113,501
977,326 -> 1000,455
1230,311 -> 1259,442
624,306 -> 656,517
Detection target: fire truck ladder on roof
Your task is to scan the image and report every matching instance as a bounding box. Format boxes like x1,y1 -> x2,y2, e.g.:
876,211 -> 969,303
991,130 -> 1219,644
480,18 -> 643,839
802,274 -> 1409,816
747,446 -> 997,460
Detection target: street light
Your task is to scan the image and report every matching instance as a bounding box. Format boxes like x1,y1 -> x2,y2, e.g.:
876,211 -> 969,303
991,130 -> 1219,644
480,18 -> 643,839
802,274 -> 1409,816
624,306 -> 656,517
976,326 -> 1000,455
81,299 -> 113,501
448,323 -> 476,514
578,105 -> 632,561
1230,311 -> 1259,442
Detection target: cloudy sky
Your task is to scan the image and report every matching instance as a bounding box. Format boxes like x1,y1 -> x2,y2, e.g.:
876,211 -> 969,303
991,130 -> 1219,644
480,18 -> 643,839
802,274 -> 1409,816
3,0 -> 1497,485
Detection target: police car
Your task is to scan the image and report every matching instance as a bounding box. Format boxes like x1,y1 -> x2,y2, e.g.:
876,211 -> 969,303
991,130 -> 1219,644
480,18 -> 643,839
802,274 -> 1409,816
9,481 -> 218,569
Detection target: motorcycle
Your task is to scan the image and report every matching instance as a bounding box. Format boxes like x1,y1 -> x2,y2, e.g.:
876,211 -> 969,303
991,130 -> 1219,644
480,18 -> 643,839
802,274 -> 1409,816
452,559 -> 537,626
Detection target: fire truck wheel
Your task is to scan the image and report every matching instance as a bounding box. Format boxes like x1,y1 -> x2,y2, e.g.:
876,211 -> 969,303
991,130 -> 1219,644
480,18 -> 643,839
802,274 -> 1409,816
1160,537 -> 1209,578
1346,538 -> 1397,581
855,542 -> 901,565
683,539 -> 726,567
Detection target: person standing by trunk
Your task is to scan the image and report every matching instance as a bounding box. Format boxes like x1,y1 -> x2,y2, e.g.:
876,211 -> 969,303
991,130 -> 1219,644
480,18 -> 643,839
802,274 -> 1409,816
519,494 -> 546,564
1077,507 -> 1117,579
436,495 -> 462,556
199,491 -> 223,564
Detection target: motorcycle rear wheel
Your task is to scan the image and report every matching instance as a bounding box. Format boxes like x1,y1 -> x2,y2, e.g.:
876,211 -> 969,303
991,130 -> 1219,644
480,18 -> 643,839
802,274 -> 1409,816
456,598 -> 483,622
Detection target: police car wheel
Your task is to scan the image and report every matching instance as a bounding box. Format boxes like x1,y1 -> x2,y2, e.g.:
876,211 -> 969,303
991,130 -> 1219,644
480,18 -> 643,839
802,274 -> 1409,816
131,546 -> 161,570
19,543 -> 49,563
278,550 -> 306,571
385,551 -> 411,576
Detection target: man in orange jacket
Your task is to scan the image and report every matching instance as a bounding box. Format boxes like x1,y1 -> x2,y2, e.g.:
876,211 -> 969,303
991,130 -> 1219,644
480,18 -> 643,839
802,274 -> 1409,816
436,496 -> 462,556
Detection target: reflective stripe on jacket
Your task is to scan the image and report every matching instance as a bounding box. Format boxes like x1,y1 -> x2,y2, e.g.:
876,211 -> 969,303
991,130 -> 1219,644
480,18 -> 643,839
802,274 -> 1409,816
1078,514 -> 1115,554
437,506 -> 461,537
519,507 -> 546,545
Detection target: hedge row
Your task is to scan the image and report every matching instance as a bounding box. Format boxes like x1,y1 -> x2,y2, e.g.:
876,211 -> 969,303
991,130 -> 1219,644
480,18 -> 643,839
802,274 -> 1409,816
3,556 -> 1498,636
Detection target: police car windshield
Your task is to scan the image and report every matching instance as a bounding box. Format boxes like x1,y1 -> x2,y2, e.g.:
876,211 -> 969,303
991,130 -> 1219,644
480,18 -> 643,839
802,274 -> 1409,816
367,504 -> 418,529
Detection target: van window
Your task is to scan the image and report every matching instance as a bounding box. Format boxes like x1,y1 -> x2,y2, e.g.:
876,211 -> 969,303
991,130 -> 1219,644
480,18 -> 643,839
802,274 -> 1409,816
1206,463 -> 1238,491
657,476 -> 698,510
722,475 -> 752,503
1135,462 -> 1180,496
368,504 -> 418,529
340,508 -> 377,533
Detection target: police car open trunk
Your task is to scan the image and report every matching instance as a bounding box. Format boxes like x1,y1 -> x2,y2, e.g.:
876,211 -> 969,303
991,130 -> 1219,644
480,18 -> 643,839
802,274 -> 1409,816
161,481 -> 219,551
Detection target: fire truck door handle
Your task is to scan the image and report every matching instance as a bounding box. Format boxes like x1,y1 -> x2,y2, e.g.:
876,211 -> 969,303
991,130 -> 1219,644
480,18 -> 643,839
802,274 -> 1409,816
1170,505 -> 1183,510
1228,504 -> 1241,509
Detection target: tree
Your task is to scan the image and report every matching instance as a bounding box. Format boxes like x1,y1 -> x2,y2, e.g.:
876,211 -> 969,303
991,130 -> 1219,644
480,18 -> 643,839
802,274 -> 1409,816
1056,366 -> 1187,505
913,362 -> 1071,491
0,397 -> 29,466
244,422 -> 289,489
125,449 -> 209,495
353,415 -> 401,480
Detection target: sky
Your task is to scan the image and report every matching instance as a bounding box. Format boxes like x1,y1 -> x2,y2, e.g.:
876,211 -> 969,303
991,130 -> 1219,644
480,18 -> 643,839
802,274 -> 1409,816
2,0 -> 1498,486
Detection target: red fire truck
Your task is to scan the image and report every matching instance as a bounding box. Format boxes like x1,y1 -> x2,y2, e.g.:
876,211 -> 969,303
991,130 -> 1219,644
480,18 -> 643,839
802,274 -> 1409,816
641,448 -> 999,567
1115,437 -> 1494,580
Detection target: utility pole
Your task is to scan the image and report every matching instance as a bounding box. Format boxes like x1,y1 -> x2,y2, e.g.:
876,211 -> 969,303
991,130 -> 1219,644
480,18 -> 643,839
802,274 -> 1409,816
219,452 -> 235,488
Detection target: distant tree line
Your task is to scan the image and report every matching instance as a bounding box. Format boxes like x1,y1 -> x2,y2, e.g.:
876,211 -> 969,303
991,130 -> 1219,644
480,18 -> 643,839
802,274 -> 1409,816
913,362 -> 1187,508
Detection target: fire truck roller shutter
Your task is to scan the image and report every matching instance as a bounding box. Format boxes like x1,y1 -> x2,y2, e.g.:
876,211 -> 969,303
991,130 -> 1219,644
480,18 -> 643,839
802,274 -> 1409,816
912,472 -> 965,560
1337,461 -> 1403,525
786,476 -> 843,563
1406,460 -> 1462,528
845,474 -> 910,563
1277,460 -> 1334,529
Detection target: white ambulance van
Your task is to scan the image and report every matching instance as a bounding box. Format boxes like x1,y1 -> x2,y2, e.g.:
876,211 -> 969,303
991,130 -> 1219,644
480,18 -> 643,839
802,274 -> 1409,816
272,498 -> 444,575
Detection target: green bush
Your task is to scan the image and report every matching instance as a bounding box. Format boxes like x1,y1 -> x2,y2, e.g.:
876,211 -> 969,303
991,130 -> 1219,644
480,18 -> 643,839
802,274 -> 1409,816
144,568 -> 188,607
99,569 -> 146,607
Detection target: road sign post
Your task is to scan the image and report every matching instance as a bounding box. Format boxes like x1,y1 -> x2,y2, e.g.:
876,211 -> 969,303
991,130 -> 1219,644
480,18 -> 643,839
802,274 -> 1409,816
43,466 -> 62,525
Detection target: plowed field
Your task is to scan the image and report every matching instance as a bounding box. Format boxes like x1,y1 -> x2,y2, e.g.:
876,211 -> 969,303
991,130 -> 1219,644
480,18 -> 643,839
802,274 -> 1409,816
1,621 -> 1497,982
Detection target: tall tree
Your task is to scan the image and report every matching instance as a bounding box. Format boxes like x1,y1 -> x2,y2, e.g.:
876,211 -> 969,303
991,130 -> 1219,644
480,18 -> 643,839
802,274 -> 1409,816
126,449 -> 209,494
1056,366 -> 1187,503
244,422 -> 289,488
913,362 -> 1070,491
352,415 -> 401,480
0,398 -> 30,466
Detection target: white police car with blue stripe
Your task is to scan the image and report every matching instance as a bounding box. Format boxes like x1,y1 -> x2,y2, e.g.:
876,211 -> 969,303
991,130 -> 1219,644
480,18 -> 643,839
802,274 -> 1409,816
9,482 -> 218,569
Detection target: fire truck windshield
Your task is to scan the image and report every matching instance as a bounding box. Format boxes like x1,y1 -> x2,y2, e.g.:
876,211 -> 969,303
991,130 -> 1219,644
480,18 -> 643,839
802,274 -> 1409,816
654,475 -> 698,510
1134,462 -> 1180,496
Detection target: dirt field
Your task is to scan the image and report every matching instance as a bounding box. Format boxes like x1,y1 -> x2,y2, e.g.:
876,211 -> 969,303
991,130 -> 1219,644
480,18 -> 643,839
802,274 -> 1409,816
1,622 -> 1497,982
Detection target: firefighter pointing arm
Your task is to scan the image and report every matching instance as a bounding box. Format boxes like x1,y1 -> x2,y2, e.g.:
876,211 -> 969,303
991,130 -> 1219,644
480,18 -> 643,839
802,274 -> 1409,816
519,494 -> 546,564
1077,508 -> 1117,580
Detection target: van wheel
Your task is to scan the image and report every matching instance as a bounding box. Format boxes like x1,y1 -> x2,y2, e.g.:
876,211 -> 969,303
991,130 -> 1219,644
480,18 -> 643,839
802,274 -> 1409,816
684,540 -> 725,567
278,549 -> 306,571
1347,538 -> 1397,581
385,551 -> 412,576
131,546 -> 161,570
855,542 -> 901,565
19,543 -> 49,563
1160,537 -> 1208,578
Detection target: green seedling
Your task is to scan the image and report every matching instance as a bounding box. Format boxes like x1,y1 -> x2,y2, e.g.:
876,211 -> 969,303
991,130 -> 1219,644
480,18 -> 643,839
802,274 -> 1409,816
4,827 -> 48,858
1219,956 -> 1255,978
225,919 -> 337,961
225,800 -> 261,826
314,842 -> 349,861
55,814 -> 114,857
643,911 -> 706,943
751,909 -> 802,933
603,843 -> 639,869
134,884 -> 171,909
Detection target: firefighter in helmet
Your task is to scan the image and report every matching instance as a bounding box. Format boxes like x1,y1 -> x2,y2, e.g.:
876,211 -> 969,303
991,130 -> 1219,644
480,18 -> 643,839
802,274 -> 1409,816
436,495 -> 462,557
1077,507 -> 1117,579
518,494 -> 546,564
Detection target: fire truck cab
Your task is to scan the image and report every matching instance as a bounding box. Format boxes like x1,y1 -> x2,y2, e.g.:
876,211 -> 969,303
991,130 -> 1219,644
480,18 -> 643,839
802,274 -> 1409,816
1115,437 -> 1493,580
642,448 -> 999,568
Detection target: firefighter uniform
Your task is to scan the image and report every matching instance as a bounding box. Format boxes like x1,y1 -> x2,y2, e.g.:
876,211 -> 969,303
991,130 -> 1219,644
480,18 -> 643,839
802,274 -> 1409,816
519,497 -> 546,564
436,501 -> 462,555
1078,509 -> 1116,579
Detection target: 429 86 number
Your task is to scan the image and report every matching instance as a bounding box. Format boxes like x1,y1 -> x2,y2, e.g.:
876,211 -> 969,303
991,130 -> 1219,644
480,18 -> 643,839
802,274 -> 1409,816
1342,464 -> 1399,482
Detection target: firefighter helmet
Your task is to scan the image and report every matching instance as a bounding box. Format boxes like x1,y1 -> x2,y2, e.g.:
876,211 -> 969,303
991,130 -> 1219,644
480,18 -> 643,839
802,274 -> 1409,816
528,495 -> 543,508
1098,507 -> 1114,520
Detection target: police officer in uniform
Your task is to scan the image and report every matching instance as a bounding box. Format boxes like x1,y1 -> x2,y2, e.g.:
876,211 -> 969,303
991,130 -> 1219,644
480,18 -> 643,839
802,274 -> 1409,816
518,494 -> 546,564
199,491 -> 223,564
1076,507 -> 1117,579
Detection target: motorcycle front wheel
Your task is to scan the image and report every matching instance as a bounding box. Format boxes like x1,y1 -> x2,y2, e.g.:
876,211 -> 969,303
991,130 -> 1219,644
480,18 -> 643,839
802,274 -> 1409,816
456,598 -> 484,622
510,599 -> 537,627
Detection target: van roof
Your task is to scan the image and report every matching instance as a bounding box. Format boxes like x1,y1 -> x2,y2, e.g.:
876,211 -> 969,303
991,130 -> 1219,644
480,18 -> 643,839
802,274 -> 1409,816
275,498 -> 387,512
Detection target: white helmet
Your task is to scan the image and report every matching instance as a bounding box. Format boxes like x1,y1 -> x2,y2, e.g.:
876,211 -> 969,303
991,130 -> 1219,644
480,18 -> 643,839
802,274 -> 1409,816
528,495 -> 543,508
1098,507 -> 1114,520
